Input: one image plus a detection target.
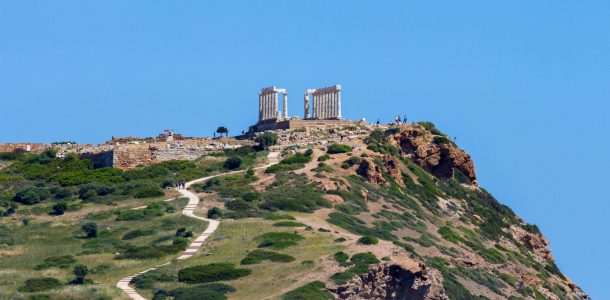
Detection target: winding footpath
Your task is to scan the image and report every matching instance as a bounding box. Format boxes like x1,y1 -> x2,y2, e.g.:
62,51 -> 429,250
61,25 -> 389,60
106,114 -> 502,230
117,152 -> 280,300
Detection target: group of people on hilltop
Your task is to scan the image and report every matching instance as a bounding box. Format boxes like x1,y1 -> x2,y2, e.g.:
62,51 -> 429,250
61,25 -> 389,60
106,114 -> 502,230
175,182 -> 186,190
374,115 -> 408,126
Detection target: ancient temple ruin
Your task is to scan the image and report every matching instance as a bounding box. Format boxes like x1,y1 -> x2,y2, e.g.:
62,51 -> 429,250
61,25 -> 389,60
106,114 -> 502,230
304,85 -> 342,120
251,84 -> 350,132
258,86 -> 288,122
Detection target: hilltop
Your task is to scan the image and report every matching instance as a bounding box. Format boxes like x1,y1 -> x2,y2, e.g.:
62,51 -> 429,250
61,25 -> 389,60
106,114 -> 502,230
0,121 -> 589,300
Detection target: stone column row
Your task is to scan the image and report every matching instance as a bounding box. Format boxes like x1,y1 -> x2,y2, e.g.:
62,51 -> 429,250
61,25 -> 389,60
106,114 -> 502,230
258,91 -> 279,121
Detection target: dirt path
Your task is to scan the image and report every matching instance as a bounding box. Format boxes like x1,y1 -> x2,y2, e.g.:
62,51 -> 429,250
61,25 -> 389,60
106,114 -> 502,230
116,152 -> 280,300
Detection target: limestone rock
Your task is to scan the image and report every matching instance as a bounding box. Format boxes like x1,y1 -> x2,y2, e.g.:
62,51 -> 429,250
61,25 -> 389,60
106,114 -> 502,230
330,262 -> 449,300
357,157 -> 387,185
510,225 -> 554,263
383,154 -> 404,186
387,127 -> 478,186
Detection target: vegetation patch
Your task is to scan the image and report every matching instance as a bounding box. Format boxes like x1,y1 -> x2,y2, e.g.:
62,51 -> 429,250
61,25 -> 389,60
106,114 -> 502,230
167,283 -> 236,300
122,228 -> 157,240
261,173 -> 330,213
18,277 -> 62,292
256,232 -> 304,249
330,252 -> 380,284
327,143 -> 352,154
130,270 -> 176,290
34,255 -> 77,270
273,221 -> 306,227
282,281 -> 333,300
178,263 -> 252,284
240,249 -> 295,265
357,236 -> 379,245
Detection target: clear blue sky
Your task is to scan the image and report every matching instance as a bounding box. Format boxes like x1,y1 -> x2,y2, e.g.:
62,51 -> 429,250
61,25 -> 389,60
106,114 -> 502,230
1,1 -> 608,297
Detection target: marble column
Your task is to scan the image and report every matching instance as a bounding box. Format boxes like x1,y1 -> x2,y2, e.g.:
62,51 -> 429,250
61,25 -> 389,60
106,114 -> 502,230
337,90 -> 342,119
283,93 -> 288,119
304,93 -> 309,119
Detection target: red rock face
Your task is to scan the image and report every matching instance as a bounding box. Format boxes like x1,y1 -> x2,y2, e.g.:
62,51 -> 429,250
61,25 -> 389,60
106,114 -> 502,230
357,158 -> 387,186
330,262 -> 449,300
388,127 -> 478,186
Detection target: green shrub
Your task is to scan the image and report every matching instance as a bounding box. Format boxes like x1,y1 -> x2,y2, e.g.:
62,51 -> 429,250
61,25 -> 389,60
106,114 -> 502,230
433,136 -> 451,145
223,156 -> 242,170
317,154 -> 331,162
282,281 -> 333,300
116,242 -> 187,259
122,228 -> 157,240
178,263 -> 252,284
72,264 -> 88,284
327,144 -> 352,154
208,207 -> 223,219
334,251 -> 349,265
35,255 -> 77,270
273,221 -> 306,227
240,250 -> 295,265
256,232 -> 304,249
264,214 -> 295,220
132,185 -> 164,198
18,277 -> 62,292
130,270 -> 176,289
169,283 -> 236,300
341,156 -> 362,169
115,202 -> 168,221
13,187 -> 51,204
51,201 -> 68,215
330,252 -> 379,284
438,226 -> 464,244
357,236 -> 379,245
82,222 -> 97,238
281,153 -> 312,164
255,132 -> 278,149
265,163 -> 304,173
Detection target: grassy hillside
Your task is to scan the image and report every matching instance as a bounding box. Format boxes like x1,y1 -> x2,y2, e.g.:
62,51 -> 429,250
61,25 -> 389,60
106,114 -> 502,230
0,126 -> 586,300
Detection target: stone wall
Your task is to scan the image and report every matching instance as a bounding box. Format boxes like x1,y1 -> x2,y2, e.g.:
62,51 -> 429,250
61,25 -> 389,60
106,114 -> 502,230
0,143 -> 48,153
250,119 -> 355,133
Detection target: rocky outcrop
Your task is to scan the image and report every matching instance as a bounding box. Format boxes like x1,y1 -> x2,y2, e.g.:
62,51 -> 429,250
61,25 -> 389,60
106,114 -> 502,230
387,126 -> 477,186
383,155 -> 404,186
510,225 -> 554,263
356,155 -> 404,186
357,158 -> 387,186
330,262 -> 448,300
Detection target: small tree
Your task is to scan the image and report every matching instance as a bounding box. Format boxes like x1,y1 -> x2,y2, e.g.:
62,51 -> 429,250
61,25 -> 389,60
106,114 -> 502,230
73,264 -> 88,284
216,126 -> 229,137
207,207 -> 223,219
223,156 -> 242,170
82,222 -> 97,238
52,201 -> 68,215
255,132 -> 277,149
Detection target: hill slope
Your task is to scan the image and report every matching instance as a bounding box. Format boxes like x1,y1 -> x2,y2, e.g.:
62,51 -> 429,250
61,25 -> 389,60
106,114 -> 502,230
0,123 -> 589,300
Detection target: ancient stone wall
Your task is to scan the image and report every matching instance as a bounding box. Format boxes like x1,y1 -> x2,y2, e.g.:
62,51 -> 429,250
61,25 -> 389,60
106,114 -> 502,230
0,143 -> 48,153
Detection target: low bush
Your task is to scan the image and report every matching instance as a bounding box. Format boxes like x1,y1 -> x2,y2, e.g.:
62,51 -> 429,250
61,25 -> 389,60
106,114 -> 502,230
51,201 -> 68,215
18,277 -> 62,292
82,222 -> 97,238
169,283 -> 236,300
130,270 -> 176,289
240,249 -> 295,265
35,255 -> 77,270
334,251 -> 349,265
264,214 -> 295,220
132,185 -> 164,198
208,207 -> 223,219
280,153 -> 312,164
178,263 -> 252,284
13,187 -> 51,204
273,221 -> 306,227
432,136 -> 451,145
223,156 -> 242,170
282,281 -> 333,300
317,154 -> 331,162
256,232 -> 304,249
116,242 -> 187,260
357,236 -> 379,245
265,163 -> 304,173
327,143 -> 352,154
122,228 -> 157,240
341,156 -> 362,169
330,252 -> 379,284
